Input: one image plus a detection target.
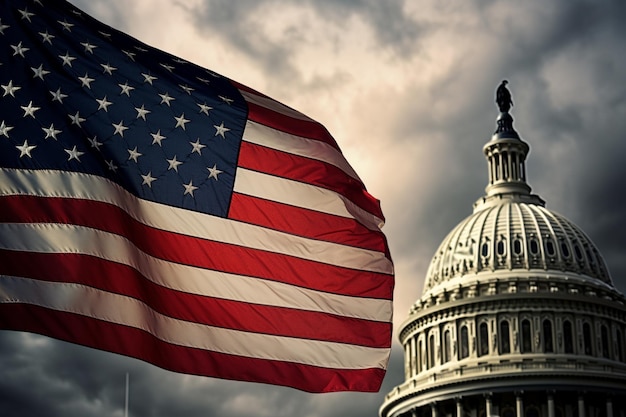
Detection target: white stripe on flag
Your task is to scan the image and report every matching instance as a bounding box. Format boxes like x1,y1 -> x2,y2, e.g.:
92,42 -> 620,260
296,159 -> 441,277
242,120 -> 361,181
234,168 -> 385,231
0,276 -> 390,369
0,168 -> 392,275
0,222 -> 392,321
239,90 -> 313,121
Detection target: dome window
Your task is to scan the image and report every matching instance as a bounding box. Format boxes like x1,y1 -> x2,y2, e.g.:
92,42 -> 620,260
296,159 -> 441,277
526,407 -> 540,417
521,319 -> 532,353
513,239 -> 522,255
481,242 -> 489,257
542,319 -> 554,353
529,238 -> 539,255
560,241 -> 571,258
459,326 -> 469,359
574,244 -> 584,261
583,322 -> 593,355
479,322 -> 489,356
601,325 -> 610,358
500,320 -> 511,354
502,408 -> 516,417
563,320 -> 574,353
617,329 -> 624,362
497,239 -> 506,256
545,239 -> 555,257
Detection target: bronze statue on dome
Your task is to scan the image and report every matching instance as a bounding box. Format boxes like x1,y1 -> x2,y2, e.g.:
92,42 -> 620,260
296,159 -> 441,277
496,80 -> 513,112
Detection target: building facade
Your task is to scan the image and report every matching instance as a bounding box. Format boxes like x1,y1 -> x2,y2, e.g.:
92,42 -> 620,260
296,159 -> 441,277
380,103 -> 626,417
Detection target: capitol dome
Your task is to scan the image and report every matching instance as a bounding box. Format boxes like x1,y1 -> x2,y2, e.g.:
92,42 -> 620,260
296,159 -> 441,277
424,200 -> 612,296
380,85 -> 626,417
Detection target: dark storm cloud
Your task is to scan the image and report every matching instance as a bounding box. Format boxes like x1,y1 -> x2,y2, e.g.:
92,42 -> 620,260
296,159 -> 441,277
292,0 -> 423,52
0,333 -> 128,416
187,0 -> 423,49
561,124 -> 626,292
504,1 -> 626,292
180,0 -> 424,84
0,329 -> 406,417
388,0 -> 626,266
181,0 -> 300,79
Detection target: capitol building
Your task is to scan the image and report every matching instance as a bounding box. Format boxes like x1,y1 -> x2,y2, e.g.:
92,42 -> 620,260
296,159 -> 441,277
380,87 -> 626,417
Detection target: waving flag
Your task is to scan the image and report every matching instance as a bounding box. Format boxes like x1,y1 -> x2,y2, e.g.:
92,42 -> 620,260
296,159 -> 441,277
0,0 -> 393,393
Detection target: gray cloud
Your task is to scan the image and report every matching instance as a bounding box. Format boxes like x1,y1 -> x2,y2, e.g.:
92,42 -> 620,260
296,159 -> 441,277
178,0 -> 425,91
294,0 -> 424,53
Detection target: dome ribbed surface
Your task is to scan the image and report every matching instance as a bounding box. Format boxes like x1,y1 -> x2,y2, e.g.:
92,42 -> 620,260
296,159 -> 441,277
423,200 -> 612,294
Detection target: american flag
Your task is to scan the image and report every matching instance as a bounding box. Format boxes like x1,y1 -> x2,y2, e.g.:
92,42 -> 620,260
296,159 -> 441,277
0,0 -> 394,393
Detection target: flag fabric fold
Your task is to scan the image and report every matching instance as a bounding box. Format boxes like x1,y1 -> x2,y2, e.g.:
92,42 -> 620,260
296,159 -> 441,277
0,0 -> 394,393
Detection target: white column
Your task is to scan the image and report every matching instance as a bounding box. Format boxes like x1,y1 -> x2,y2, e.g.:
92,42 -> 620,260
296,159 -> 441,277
405,343 -> 410,378
607,398 -> 613,417
547,394 -> 555,417
516,393 -> 524,417
486,395 -> 493,417
431,403 -> 438,417
410,338 -> 416,376
504,152 -> 509,180
578,396 -> 585,417
457,399 -> 463,417
512,152 -> 519,180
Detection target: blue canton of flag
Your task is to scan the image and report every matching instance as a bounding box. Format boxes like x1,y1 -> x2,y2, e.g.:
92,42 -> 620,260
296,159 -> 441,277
0,0 -> 246,216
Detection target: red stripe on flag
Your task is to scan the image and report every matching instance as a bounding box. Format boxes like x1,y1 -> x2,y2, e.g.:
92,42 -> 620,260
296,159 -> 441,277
229,192 -> 388,253
233,82 -> 340,148
0,195 -> 393,299
247,101 -> 338,147
0,249 -> 391,348
0,304 -> 387,393
237,141 -> 384,220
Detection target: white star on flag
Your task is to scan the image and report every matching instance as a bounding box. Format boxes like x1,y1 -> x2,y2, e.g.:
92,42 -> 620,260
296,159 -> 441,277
16,139 -> 36,158
214,122 -> 230,138
207,164 -> 223,180
64,145 -> 84,161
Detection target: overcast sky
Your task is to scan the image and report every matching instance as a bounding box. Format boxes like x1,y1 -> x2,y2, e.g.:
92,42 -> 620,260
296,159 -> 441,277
2,0 -> 626,416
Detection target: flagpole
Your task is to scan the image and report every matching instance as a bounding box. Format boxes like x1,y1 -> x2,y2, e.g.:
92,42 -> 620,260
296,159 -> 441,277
124,372 -> 129,417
